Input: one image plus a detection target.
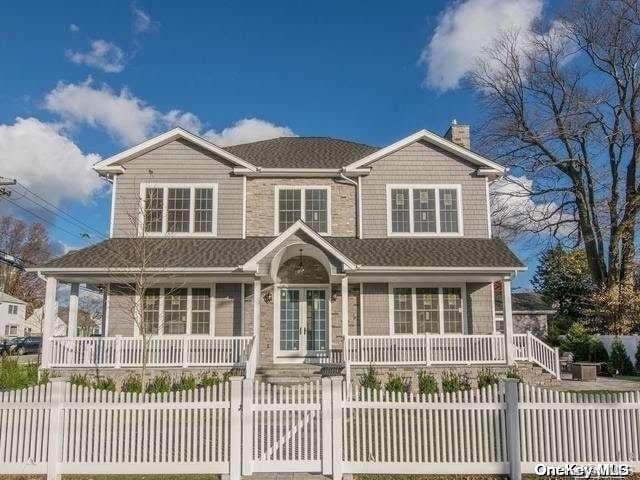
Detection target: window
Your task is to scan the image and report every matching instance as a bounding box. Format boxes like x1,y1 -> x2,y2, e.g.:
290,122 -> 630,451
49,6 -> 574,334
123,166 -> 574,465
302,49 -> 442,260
4,325 -> 17,336
141,184 -> 217,235
391,286 -> 464,334
387,185 -> 462,235
140,287 -> 212,336
7,305 -> 18,315
276,186 -> 330,234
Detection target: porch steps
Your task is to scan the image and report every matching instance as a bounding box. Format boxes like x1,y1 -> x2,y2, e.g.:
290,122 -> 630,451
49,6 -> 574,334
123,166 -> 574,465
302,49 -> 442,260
255,365 -> 325,385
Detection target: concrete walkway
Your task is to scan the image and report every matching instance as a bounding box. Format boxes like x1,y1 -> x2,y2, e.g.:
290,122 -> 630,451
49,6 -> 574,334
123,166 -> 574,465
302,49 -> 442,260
553,372 -> 640,391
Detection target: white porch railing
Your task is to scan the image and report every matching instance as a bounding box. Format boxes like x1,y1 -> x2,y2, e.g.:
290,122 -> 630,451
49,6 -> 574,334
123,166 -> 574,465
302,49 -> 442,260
49,335 -> 253,369
345,333 -> 561,379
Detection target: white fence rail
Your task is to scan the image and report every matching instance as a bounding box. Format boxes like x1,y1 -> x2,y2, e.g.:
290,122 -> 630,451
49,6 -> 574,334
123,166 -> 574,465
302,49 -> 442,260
3,378 -> 637,479
49,335 -> 253,369
345,333 -> 560,379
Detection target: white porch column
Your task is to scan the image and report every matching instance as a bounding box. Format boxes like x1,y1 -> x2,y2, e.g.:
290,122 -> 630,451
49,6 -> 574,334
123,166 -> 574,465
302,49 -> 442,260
253,279 -> 261,340
41,276 -> 58,369
341,275 -> 349,337
68,282 -> 79,337
502,277 -> 515,365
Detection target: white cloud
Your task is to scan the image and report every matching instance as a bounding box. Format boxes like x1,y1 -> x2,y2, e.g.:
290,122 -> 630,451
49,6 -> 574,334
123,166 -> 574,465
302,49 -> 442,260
421,0 -> 544,91
69,24 -> 80,33
45,80 -> 157,145
45,79 -> 295,147
132,5 -> 158,33
0,118 -> 103,205
66,39 -> 126,73
203,118 -> 296,146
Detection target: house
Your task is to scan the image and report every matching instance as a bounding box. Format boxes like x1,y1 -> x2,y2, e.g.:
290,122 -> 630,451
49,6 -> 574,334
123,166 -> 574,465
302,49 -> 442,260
28,123 -> 561,382
25,306 -> 102,338
494,292 -> 556,338
0,291 -> 26,339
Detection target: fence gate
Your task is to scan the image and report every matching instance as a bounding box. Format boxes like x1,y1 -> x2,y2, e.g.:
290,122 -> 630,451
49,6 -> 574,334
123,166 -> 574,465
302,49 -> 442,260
249,381 -> 324,473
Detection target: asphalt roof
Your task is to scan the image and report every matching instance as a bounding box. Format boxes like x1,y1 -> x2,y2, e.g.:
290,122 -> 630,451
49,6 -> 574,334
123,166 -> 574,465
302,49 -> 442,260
0,291 -> 26,304
223,137 -> 379,169
495,292 -> 554,312
38,236 -> 523,271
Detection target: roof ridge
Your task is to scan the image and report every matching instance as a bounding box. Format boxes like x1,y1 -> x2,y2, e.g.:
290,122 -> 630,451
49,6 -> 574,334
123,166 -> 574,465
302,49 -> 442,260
223,136 -> 378,149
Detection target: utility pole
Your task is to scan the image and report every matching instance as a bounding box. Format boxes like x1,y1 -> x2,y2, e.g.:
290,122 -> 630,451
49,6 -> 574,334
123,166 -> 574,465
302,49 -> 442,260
0,176 -> 16,198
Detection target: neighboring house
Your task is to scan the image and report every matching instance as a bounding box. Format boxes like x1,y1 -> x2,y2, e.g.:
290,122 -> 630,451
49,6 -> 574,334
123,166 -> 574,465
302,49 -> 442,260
26,306 -> 102,338
28,123 -> 561,380
25,306 -> 67,337
0,291 -> 26,339
494,292 -> 556,338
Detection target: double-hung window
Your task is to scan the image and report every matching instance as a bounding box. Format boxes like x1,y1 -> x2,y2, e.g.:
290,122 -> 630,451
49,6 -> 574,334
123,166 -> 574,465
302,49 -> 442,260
391,286 -> 464,334
140,287 -> 213,336
387,185 -> 462,235
276,186 -> 330,234
7,304 -> 18,315
141,184 -> 218,235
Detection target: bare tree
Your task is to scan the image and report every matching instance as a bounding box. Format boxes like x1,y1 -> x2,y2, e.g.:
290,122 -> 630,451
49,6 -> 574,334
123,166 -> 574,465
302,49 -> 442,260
469,0 -> 640,330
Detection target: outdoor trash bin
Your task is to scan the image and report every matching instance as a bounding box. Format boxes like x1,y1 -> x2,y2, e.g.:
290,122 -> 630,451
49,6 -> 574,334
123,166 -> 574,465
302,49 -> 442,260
572,362 -> 597,381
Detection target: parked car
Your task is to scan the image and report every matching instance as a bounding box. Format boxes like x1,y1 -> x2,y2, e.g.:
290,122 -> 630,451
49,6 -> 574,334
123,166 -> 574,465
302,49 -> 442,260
10,336 -> 42,355
0,338 -> 17,355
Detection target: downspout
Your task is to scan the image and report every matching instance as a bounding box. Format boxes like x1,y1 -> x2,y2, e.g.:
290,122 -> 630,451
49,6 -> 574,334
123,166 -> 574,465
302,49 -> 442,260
338,169 -> 360,239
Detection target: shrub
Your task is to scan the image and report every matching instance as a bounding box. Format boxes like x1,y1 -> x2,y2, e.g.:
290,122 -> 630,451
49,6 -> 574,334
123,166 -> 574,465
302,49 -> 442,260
146,373 -> 172,394
93,377 -> 116,392
609,337 -> 634,375
441,371 -> 471,393
560,323 -> 609,362
200,371 -> 220,387
477,368 -> 500,389
359,365 -> 381,390
384,373 -> 409,394
69,373 -> 92,388
590,340 -> 610,363
0,357 -> 40,390
417,371 -> 438,395
504,367 -> 523,382
173,373 -> 197,391
121,374 -> 143,393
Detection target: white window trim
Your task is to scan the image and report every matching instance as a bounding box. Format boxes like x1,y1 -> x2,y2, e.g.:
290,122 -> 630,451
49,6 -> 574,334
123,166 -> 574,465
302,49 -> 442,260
139,183 -> 218,237
388,283 -> 467,335
134,285 -> 216,337
5,325 -> 18,336
385,184 -> 464,237
274,185 -> 332,235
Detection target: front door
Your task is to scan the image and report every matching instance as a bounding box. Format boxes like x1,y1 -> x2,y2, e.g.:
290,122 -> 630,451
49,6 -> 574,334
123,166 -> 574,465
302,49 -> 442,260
277,288 -> 328,358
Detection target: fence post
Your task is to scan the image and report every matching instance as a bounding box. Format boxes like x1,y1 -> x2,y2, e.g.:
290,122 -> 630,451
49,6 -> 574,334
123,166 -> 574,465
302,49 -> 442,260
330,376 -> 344,480
321,376 -> 333,475
114,335 -> 122,369
241,378 -> 254,476
227,376 -> 243,480
47,378 -> 66,480
503,378 -> 521,480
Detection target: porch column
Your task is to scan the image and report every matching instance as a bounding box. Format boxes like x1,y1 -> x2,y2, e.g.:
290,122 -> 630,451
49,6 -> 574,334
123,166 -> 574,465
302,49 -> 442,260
502,277 -> 515,365
68,282 -> 79,337
253,279 -> 261,340
341,276 -> 349,337
41,276 -> 58,369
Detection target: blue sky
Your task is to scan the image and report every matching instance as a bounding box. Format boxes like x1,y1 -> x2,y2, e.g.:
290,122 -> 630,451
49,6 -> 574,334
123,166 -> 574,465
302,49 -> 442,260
0,0 -> 548,288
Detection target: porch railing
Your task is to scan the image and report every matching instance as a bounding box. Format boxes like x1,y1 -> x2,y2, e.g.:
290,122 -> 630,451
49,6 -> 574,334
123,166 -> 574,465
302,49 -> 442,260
345,333 -> 561,379
49,335 -> 253,369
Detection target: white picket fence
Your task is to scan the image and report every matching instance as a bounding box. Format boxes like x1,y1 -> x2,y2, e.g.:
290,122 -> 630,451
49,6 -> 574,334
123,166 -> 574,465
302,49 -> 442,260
2,378 -> 639,479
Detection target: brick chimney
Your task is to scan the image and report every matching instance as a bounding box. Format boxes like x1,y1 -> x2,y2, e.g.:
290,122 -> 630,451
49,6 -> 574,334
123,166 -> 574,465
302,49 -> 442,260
444,119 -> 470,149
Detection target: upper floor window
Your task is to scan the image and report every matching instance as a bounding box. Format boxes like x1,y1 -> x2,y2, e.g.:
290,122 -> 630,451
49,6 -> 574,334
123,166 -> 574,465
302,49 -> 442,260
7,304 -> 18,315
387,185 -> 462,236
275,186 -> 330,234
141,184 -> 218,236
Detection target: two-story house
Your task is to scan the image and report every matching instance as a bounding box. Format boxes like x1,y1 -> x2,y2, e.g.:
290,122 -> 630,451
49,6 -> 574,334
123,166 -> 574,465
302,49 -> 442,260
30,123 -> 560,382
0,291 -> 26,339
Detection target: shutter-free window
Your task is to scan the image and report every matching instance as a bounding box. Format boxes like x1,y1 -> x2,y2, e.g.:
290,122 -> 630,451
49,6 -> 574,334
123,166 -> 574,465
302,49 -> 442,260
167,188 -> 191,233
163,288 -> 188,334
439,189 -> 459,233
413,189 -> 437,233
393,287 -> 413,334
278,189 -> 302,232
442,287 -> 463,333
142,289 -> 160,335
144,188 -> 164,233
305,189 -> 328,233
390,188 -> 411,233
416,287 -> 440,333
392,286 -> 464,334
194,188 -> 214,233
191,288 -> 211,334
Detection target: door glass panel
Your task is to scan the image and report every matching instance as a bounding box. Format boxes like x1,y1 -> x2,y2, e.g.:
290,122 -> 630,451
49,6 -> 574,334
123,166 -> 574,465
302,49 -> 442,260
280,289 -> 300,351
306,290 -> 327,352
416,287 -> 440,333
442,287 -> 463,333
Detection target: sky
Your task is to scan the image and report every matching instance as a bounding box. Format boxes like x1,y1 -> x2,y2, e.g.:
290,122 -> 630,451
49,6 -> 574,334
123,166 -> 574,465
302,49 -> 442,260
0,0 -> 549,289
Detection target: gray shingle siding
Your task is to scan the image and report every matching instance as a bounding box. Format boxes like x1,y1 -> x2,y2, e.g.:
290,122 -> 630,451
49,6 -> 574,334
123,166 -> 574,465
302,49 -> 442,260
360,141 -> 490,238
112,139 -> 243,238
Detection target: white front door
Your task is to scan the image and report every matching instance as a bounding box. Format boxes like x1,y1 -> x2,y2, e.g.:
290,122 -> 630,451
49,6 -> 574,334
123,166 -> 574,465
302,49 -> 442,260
277,287 -> 328,358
